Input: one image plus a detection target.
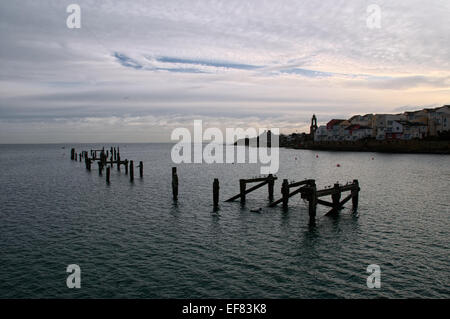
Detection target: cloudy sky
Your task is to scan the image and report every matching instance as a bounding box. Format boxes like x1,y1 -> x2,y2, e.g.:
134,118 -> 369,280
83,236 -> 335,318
0,0 -> 449,143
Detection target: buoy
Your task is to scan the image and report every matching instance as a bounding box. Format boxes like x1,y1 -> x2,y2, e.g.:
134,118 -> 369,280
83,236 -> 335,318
316,155 -> 319,158
371,157 -> 374,160
336,164 -> 341,167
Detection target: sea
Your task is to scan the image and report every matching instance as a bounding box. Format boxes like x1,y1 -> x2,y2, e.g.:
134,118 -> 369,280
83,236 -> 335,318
0,143 -> 449,298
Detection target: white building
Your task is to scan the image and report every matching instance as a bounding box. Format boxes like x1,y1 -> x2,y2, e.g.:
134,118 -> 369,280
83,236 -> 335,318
314,125 -> 328,142
389,120 -> 427,140
345,125 -> 372,141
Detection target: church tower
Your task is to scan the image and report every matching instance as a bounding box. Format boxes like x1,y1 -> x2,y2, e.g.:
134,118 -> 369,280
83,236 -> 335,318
310,114 -> 318,137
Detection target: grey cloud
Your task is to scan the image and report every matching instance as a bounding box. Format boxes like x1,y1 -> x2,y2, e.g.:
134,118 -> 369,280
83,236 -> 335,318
0,0 -> 449,142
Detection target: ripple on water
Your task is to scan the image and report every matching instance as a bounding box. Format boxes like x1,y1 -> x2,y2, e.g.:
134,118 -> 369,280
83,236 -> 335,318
0,144 -> 449,298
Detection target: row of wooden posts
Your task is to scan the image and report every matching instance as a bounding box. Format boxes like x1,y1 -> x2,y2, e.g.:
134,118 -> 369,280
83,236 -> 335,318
71,148 -> 360,224
71,147 -> 143,183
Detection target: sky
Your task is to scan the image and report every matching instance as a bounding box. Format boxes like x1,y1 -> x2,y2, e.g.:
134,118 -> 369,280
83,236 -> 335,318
0,0 -> 449,143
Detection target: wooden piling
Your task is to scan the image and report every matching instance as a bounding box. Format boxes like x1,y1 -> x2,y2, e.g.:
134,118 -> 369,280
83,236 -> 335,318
239,179 -> 246,203
139,161 -> 143,178
268,174 -> 274,201
130,160 -> 134,182
124,159 -> 128,174
106,166 -> 110,183
213,178 -> 220,208
98,162 -> 102,175
100,151 -> 106,166
281,179 -> 289,208
352,179 -> 359,212
331,183 -> 341,213
70,148 -> 75,160
308,181 -> 317,222
172,167 -> 178,201
117,153 -> 120,171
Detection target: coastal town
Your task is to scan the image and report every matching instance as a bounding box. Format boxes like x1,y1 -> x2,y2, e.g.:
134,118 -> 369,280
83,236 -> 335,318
279,105 -> 450,153
312,105 -> 450,142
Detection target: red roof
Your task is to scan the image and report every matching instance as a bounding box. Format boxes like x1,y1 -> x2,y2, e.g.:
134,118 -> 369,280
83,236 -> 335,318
326,119 -> 346,129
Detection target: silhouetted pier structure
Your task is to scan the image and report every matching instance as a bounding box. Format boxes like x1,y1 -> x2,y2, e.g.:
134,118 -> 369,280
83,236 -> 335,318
223,175 -> 360,224
70,148 -> 361,226
225,174 -> 277,203
268,178 -> 315,208
70,146 -> 142,184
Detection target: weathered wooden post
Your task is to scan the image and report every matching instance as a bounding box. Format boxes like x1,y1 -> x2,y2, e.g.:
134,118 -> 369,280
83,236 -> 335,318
98,162 -> 103,175
79,153 -> 82,162
117,153 -> 120,171
87,158 -> 91,171
106,166 -> 110,183
352,179 -> 359,212
308,181 -> 317,223
124,159 -> 128,174
139,161 -> 143,178
113,148 -> 116,161
110,152 -> 113,168
239,179 -> 246,203
172,167 -> 178,200
213,178 -> 220,209
101,151 -> 106,166
281,179 -> 289,208
268,174 -> 274,201
129,160 -> 134,182
70,148 -> 75,160
332,183 -> 341,213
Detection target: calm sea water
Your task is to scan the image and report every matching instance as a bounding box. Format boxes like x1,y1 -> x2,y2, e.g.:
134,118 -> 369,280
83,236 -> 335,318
0,143 -> 449,298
